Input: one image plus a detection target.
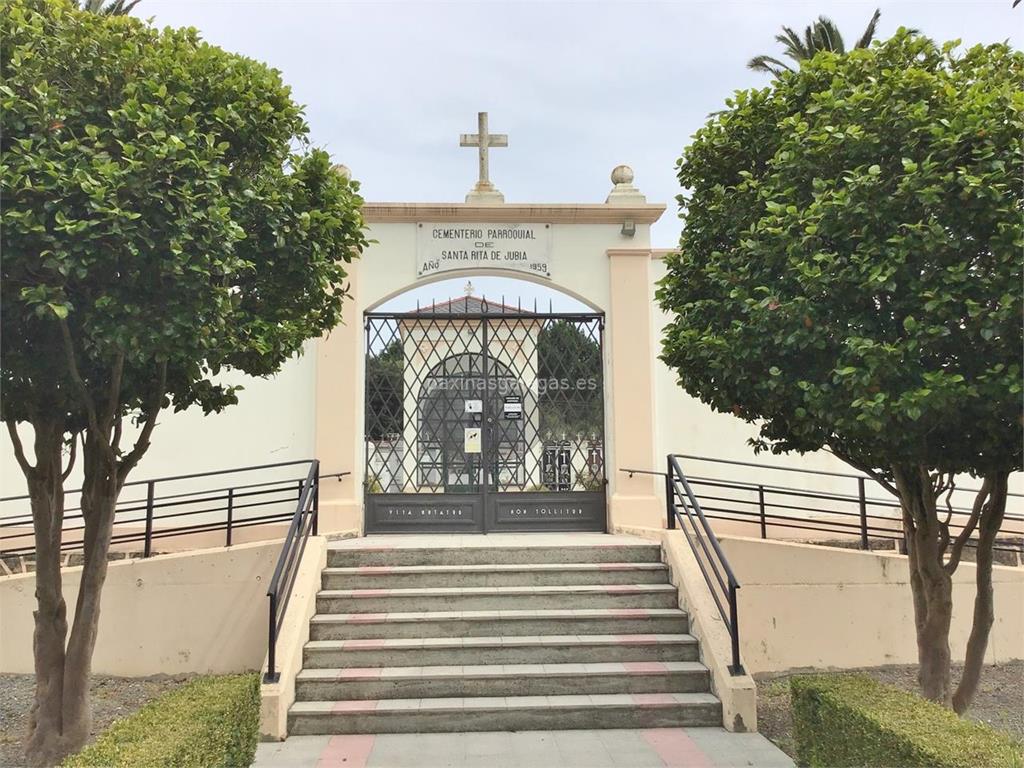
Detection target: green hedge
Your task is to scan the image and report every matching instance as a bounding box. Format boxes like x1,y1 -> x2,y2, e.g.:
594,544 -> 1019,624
791,674 -> 1023,768
64,674 -> 259,768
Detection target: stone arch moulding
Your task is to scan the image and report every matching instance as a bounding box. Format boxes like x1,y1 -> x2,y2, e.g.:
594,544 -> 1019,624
363,269 -> 604,315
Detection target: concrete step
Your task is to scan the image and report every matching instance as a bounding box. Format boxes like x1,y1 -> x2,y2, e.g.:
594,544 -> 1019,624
309,608 -> 688,640
288,692 -> 722,734
316,584 -> 678,614
321,562 -> 670,589
327,544 -> 662,568
294,661 -> 711,701
303,634 -> 699,669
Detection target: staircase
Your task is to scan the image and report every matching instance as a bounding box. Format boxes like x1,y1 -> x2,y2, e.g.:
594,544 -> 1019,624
288,536 -> 722,734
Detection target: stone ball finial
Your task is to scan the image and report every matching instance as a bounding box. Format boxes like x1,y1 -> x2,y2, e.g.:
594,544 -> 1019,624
611,164 -> 634,185
331,163 -> 352,180
606,163 -> 645,205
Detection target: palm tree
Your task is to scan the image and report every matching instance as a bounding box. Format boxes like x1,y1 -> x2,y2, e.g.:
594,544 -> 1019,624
80,0 -> 142,14
748,9 -> 882,76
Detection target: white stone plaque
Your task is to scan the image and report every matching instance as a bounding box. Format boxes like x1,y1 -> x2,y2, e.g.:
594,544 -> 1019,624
417,224 -> 552,279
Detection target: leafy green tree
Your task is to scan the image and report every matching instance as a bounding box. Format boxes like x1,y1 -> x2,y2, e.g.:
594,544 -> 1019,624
537,320 -> 603,442
0,1 -> 366,763
748,8 -> 882,75
366,339 -> 403,440
659,32 -> 1022,712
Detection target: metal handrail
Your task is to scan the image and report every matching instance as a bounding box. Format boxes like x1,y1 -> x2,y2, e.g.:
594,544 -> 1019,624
264,460 -> 320,684
1,459 -> 348,559
664,455 -> 744,675
674,453 -> 1024,499
622,463 -> 1023,555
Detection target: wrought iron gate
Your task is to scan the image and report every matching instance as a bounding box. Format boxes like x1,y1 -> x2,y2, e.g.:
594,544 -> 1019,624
364,301 -> 606,533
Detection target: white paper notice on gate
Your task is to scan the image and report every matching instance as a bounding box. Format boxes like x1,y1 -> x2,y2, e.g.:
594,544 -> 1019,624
464,427 -> 482,454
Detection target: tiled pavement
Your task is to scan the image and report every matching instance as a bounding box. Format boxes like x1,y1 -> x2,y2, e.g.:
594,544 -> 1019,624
252,728 -> 795,767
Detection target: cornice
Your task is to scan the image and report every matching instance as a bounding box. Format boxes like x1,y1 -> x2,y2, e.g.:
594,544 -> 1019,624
606,248 -> 653,259
362,202 -> 666,225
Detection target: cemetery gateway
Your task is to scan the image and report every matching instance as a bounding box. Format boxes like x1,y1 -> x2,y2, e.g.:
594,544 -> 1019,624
307,112 -> 682,535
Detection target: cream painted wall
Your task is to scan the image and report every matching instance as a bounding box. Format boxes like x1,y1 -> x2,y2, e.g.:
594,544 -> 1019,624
0,344 -> 319,500
4,191 -> 1017,537
0,540 -> 279,675
718,535 -> 1024,673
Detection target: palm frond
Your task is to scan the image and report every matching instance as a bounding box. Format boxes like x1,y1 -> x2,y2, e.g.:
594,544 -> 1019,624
775,26 -> 809,59
747,55 -> 794,76
854,8 -> 882,49
813,17 -> 846,53
80,0 -> 142,14
803,25 -> 816,58
753,9 -> 890,77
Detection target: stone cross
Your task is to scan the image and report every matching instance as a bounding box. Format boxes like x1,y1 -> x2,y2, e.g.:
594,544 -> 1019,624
460,112 -> 507,194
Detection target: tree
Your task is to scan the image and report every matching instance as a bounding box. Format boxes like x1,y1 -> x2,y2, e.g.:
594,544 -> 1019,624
658,32 -> 1022,712
0,1 -> 367,763
366,339 -> 403,440
748,8 -> 881,75
537,320 -> 603,442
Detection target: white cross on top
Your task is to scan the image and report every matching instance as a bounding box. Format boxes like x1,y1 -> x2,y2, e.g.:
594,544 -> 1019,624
459,112 -> 507,190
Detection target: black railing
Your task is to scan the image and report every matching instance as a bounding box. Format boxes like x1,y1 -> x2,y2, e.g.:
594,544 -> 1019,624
264,459 -> 320,684
0,460 -> 348,560
625,455 -> 1024,557
662,455 -> 744,675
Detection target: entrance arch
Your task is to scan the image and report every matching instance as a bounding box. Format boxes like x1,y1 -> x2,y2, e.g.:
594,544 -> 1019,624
313,197 -> 669,535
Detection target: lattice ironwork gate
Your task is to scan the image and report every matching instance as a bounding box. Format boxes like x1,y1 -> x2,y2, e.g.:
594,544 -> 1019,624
364,306 -> 606,533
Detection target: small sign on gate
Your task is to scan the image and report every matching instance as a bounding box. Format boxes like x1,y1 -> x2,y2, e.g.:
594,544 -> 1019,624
502,395 -> 522,420
464,427 -> 482,453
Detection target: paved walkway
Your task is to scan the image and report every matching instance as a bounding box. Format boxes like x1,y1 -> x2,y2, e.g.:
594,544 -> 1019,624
253,728 -> 795,767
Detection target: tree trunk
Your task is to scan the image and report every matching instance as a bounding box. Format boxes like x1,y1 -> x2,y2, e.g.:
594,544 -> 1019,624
22,420 -> 71,768
60,434 -> 120,752
20,427 -> 121,767
952,471 -> 1009,714
893,464 -> 954,706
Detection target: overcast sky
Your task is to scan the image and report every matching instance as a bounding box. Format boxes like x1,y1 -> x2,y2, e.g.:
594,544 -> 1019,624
143,0 -> 1019,253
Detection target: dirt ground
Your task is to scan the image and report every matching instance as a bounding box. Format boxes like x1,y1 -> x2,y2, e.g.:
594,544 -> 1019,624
0,673 -> 192,768
756,660 -> 1024,759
